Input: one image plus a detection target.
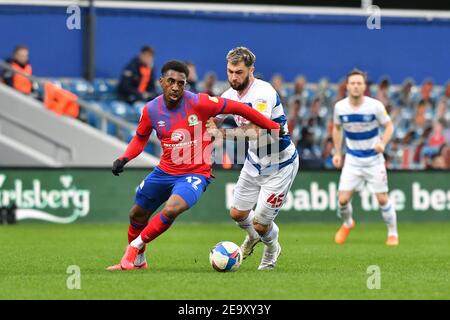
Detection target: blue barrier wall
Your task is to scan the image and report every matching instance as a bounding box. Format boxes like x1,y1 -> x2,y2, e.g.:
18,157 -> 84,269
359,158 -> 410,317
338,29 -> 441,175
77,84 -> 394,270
0,5 -> 84,77
1,5 -> 449,83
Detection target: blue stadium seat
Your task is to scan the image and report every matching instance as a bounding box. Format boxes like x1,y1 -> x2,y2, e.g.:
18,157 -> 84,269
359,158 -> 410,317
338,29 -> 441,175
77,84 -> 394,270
400,108 -> 413,121
370,86 -> 378,97
69,79 -> 94,99
304,88 -> 315,104
128,101 -> 145,122
93,79 -> 118,100
60,79 -> 71,91
84,101 -> 103,129
410,91 -> 422,104
34,81 -> 45,100
106,100 -> 135,137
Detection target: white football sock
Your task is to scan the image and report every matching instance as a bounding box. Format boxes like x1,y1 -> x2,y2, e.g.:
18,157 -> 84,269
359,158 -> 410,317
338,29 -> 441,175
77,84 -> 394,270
338,202 -> 354,227
134,253 -> 146,266
235,210 -> 260,240
381,201 -> 398,237
130,235 -> 145,250
261,222 -> 279,250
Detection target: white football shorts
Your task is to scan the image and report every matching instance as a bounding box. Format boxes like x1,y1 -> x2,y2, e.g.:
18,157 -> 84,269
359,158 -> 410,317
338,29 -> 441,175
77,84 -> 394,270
232,157 -> 299,225
338,162 -> 388,193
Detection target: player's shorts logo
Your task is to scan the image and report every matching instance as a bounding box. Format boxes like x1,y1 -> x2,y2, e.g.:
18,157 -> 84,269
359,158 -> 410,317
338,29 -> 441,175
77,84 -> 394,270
171,130 -> 185,143
188,114 -> 199,126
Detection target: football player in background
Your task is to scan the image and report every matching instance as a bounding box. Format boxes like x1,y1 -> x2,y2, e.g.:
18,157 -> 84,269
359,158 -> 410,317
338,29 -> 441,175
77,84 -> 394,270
332,69 -> 399,246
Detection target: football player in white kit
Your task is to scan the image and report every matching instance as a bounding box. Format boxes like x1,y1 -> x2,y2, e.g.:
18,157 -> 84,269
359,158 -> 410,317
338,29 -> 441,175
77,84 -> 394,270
332,69 -> 399,246
207,47 -> 299,270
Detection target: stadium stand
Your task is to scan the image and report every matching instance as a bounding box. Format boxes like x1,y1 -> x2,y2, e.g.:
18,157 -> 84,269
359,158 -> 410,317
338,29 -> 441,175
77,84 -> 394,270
1,62 -> 448,170
0,61 -> 160,167
32,75 -> 446,170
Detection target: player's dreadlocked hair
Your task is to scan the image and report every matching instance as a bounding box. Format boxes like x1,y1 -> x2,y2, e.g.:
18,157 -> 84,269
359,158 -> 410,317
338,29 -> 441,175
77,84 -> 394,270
226,47 -> 256,67
161,60 -> 190,78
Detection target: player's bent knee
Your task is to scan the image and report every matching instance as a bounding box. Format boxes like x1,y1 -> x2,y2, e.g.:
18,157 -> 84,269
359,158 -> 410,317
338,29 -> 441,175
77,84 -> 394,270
162,203 -> 187,218
338,191 -> 353,206
338,194 -> 351,206
229,207 -> 250,221
376,193 -> 389,206
253,221 -> 269,235
129,205 -> 151,222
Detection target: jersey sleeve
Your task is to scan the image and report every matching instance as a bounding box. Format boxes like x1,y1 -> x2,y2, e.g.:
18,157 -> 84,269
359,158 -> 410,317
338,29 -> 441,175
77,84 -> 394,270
135,106 -> 153,137
195,93 -> 227,118
333,103 -> 341,125
255,89 -> 276,120
213,92 -> 229,120
195,93 -> 279,130
375,101 -> 391,125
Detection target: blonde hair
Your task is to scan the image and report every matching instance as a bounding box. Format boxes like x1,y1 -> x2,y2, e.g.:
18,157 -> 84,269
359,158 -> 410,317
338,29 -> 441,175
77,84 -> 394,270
226,47 -> 256,67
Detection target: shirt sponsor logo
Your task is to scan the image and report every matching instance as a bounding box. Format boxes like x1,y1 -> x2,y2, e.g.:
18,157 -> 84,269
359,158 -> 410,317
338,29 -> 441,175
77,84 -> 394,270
158,120 -> 166,127
163,140 -> 198,148
171,130 -> 185,143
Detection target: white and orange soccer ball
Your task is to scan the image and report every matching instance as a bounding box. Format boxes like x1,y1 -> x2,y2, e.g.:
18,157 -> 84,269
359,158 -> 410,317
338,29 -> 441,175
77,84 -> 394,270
209,241 -> 243,272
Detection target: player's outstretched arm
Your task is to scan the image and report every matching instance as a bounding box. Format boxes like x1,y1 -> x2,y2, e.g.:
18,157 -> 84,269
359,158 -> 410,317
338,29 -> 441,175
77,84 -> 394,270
112,135 -> 150,176
197,94 -> 280,132
206,117 -> 260,140
221,98 -> 280,131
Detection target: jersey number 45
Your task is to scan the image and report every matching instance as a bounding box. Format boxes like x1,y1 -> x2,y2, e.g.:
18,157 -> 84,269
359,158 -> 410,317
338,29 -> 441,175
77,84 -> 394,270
266,194 -> 285,208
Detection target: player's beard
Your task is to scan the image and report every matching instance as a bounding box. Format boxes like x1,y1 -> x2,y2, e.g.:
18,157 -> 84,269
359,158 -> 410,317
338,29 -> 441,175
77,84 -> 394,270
230,74 -> 250,92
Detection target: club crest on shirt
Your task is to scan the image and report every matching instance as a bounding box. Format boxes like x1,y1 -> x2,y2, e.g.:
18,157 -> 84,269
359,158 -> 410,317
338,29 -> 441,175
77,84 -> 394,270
188,114 -> 199,126
363,115 -> 372,122
255,99 -> 267,112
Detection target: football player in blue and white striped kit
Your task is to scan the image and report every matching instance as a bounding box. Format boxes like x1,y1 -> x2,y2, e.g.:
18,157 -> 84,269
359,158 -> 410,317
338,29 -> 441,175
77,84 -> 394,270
208,47 -> 299,270
332,69 -> 399,246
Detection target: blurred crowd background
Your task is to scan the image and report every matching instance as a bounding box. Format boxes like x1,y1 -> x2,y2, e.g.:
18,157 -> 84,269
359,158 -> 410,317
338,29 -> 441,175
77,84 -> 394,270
3,44 -> 449,170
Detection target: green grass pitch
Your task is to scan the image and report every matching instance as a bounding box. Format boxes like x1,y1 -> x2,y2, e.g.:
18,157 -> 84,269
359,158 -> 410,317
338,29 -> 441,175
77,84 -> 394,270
1,222 -> 449,299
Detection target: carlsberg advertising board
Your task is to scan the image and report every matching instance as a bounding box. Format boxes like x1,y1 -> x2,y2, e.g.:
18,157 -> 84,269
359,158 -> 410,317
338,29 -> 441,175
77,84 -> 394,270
0,169 -> 449,223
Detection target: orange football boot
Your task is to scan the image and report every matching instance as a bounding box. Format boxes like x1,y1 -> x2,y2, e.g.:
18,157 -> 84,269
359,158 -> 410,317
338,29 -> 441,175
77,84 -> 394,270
106,261 -> 148,271
335,220 -> 356,245
386,235 -> 399,246
120,245 -> 140,270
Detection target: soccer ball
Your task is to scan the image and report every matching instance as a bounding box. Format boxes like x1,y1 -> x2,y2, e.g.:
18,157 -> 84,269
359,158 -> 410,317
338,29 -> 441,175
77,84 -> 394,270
209,241 -> 243,272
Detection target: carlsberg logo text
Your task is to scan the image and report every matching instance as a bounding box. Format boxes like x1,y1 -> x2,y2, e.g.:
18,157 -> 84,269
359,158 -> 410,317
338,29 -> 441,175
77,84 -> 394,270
0,179 -> 90,217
